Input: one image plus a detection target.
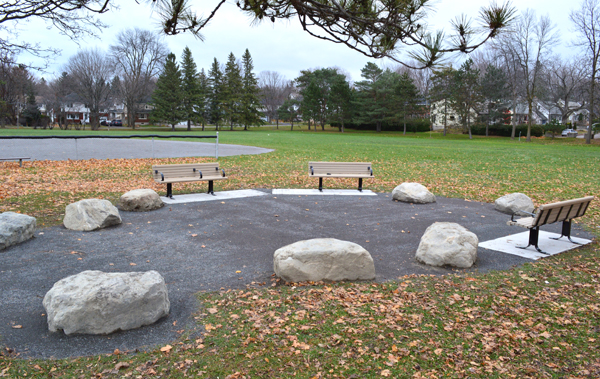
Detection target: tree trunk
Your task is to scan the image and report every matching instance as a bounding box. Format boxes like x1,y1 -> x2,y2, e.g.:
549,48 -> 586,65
587,64 -> 596,144
527,99 -> 533,142
308,120 -> 311,130
443,100 -> 447,136
187,120 -> 191,131
376,120 -> 381,132
511,98 -> 517,140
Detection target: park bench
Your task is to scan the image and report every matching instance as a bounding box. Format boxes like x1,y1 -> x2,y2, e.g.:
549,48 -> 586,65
152,163 -> 227,199
0,157 -> 30,167
309,161 -> 374,192
507,196 -> 594,254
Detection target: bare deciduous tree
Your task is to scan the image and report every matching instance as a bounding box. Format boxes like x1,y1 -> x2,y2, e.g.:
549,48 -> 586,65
571,0 -> 600,143
543,57 -> 587,124
259,71 -> 293,127
66,48 -> 113,130
0,0 -> 109,68
110,29 -> 168,129
493,10 -> 559,141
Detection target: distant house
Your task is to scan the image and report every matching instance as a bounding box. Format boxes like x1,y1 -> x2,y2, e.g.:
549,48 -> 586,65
430,100 -> 477,130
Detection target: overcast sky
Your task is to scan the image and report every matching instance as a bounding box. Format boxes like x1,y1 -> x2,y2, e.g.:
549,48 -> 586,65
6,0 -> 582,83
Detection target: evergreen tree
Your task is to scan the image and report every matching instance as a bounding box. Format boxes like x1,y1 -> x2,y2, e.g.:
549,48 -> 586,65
278,98 -> 300,130
429,66 -> 456,136
223,52 -> 243,130
151,53 -> 184,130
198,68 -> 209,131
207,58 -> 224,130
354,63 -> 392,132
395,72 -> 419,134
480,64 -> 509,135
180,46 -> 201,131
329,75 -> 353,132
449,59 -> 482,139
22,85 -> 40,127
240,49 -> 263,130
295,68 -> 346,130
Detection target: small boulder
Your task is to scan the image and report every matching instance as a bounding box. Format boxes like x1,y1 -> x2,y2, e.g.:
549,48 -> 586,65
119,189 -> 164,212
43,270 -> 170,335
392,183 -> 436,204
494,193 -> 534,216
64,199 -> 122,231
416,222 -> 478,268
273,238 -> 375,283
0,212 -> 36,250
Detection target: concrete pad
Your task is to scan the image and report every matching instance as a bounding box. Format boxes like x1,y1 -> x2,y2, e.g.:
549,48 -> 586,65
479,231 -> 592,260
272,189 -> 377,196
162,189 -> 267,204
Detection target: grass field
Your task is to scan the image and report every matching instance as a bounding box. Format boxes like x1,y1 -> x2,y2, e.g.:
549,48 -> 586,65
0,127 -> 599,378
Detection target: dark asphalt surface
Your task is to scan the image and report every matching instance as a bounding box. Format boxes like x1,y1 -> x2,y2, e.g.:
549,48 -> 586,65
0,138 -> 273,160
0,192 -> 594,359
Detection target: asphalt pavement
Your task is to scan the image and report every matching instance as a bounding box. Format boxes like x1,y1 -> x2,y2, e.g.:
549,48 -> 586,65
0,192 -> 594,359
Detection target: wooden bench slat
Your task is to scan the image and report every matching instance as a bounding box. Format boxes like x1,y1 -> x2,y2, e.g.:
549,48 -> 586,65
151,162 -> 227,198
507,195 -> 594,254
308,161 -> 374,191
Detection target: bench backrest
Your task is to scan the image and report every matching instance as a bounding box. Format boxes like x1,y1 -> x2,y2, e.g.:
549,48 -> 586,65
152,163 -> 221,181
532,196 -> 594,227
309,161 -> 373,176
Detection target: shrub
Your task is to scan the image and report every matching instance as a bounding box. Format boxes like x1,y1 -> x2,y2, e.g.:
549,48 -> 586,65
470,123 -> 544,137
341,118 -> 431,132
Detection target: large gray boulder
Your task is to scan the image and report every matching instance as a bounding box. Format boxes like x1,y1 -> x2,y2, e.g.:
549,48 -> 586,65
63,199 -> 122,231
43,270 -> 170,335
392,183 -> 436,204
416,222 -> 478,268
0,212 -> 36,250
119,189 -> 164,212
494,193 -> 535,216
273,238 -> 375,283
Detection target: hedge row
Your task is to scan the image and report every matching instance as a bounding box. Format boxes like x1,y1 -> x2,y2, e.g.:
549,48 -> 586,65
334,119 -> 432,132
469,124 -> 545,137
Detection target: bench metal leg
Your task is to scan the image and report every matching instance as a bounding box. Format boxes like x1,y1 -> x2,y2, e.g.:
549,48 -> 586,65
517,227 -> 548,255
19,159 -> 23,167
358,178 -> 363,192
207,180 -> 215,195
166,183 -> 173,199
318,177 -> 323,192
550,220 -> 581,245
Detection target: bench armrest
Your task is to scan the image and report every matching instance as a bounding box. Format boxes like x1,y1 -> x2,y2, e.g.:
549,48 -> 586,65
310,165 -> 314,175
193,168 -> 203,179
154,170 -> 165,182
369,166 -> 373,176
221,168 -> 226,177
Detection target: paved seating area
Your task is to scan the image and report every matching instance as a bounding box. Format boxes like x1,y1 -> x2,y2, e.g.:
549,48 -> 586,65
0,192 -> 594,359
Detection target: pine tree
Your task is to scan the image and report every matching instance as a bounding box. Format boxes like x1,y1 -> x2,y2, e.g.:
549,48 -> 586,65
240,49 -> 263,130
223,52 -> 243,130
207,58 -> 224,130
22,85 -> 41,127
151,53 -> 184,130
180,47 -> 201,131
198,68 -> 209,131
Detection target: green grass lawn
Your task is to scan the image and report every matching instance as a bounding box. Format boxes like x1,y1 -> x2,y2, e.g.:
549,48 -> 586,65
0,127 -> 599,378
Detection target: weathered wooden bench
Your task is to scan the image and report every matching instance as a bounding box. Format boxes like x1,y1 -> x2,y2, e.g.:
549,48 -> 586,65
308,161 -> 374,192
152,163 -> 227,199
507,196 -> 594,254
0,157 -> 30,167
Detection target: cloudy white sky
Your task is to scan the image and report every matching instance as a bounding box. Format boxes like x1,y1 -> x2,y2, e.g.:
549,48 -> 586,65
7,0 -> 581,82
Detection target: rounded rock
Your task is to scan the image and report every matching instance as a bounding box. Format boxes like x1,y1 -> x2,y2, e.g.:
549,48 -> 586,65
416,222 -> 478,268
392,183 -> 436,204
119,189 -> 164,212
273,238 -> 375,283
